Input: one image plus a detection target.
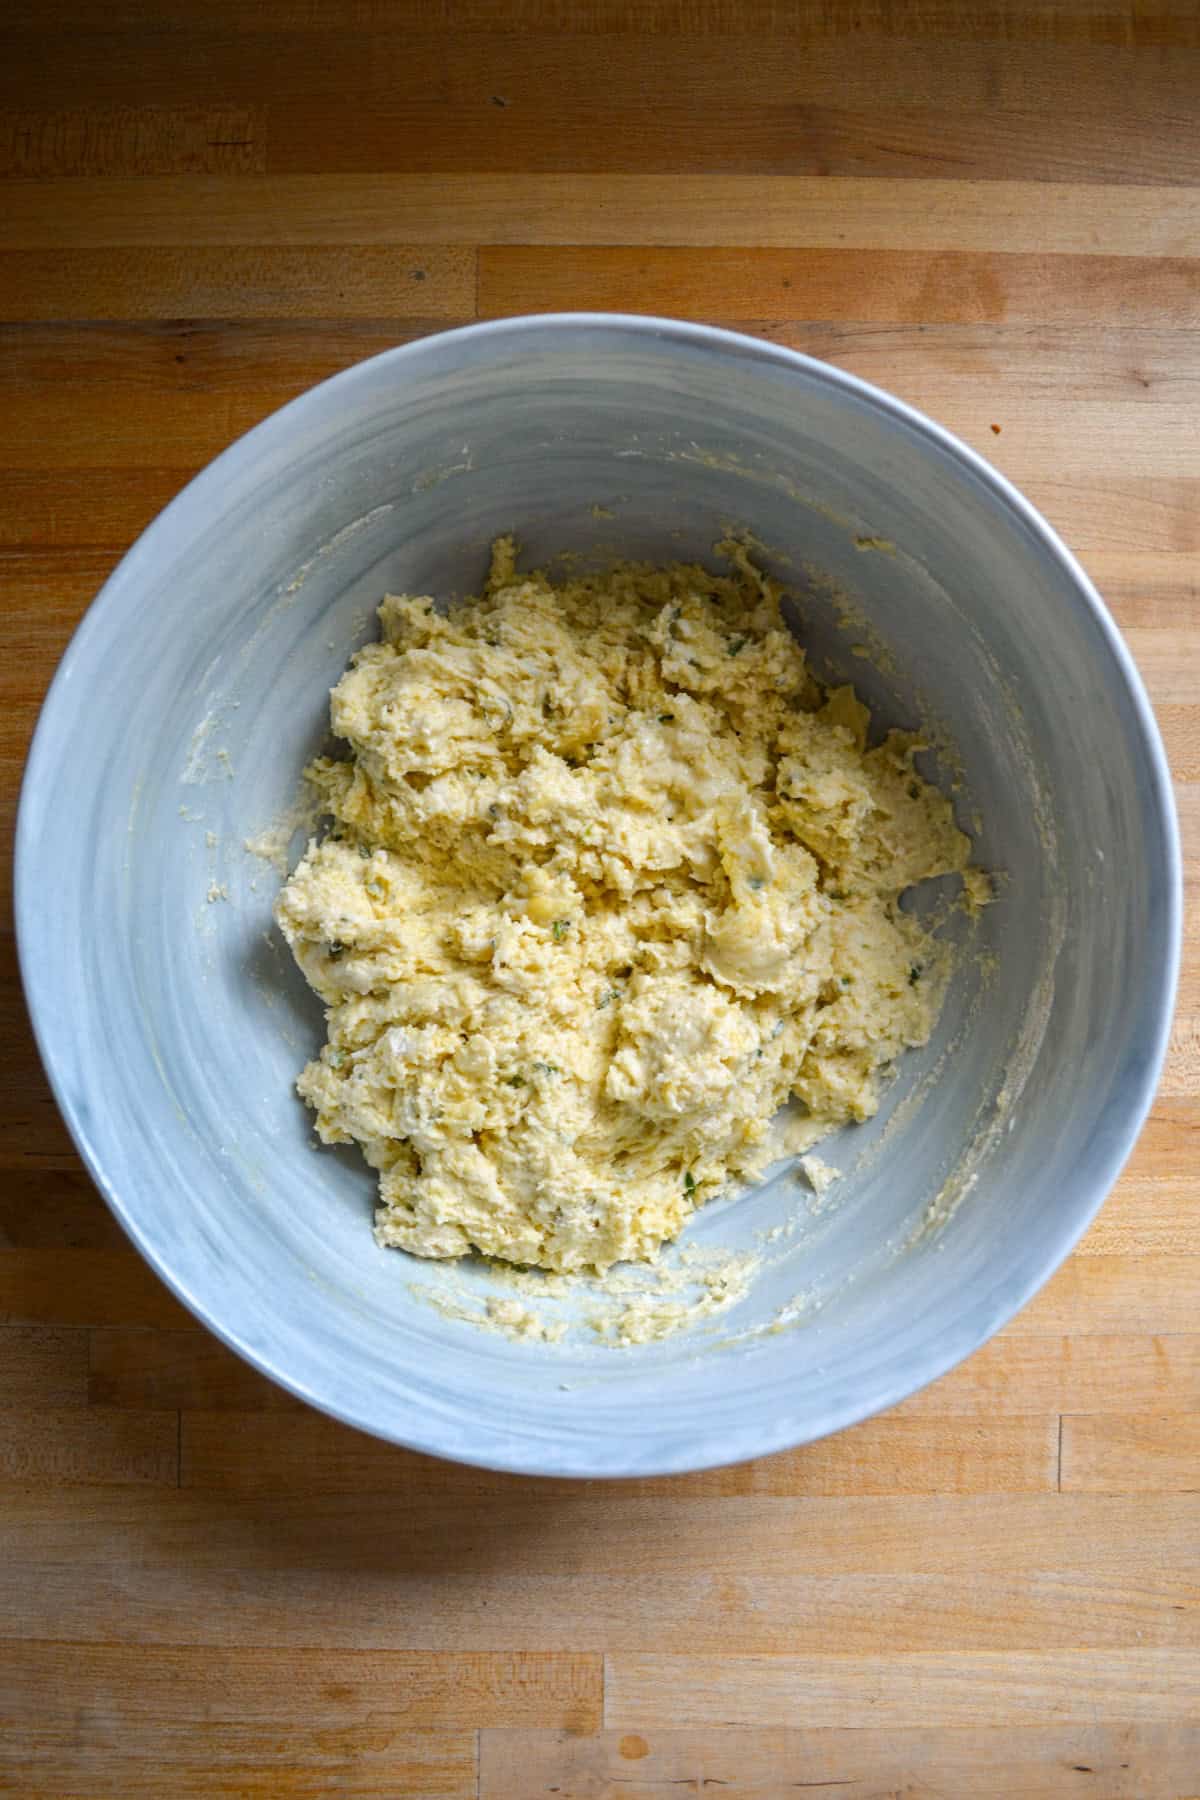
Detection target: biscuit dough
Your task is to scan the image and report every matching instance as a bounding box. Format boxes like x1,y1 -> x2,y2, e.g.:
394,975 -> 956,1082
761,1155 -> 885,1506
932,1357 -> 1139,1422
277,539 -> 981,1275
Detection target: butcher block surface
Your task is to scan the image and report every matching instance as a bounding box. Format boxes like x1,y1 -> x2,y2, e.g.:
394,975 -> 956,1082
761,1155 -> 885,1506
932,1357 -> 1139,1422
1,2 -> 1198,1794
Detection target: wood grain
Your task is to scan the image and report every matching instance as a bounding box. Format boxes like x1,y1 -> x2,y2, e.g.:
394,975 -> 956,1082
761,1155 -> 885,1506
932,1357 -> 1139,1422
89,1326 -> 305,1412
0,105 -> 267,177
7,0 -> 1200,44
0,246 -> 475,322
4,174 -> 1197,254
480,1724 -> 1200,1798
1061,1414 -> 1200,1493
1,5 -> 1197,1795
5,1488 -> 1196,1583
478,245 -> 1200,326
4,37 -> 1198,181
0,1406 -> 178,1487
0,1326 -> 89,1405
0,1250 -> 192,1329
0,1643 -> 596,1796
604,1649 -> 1200,1730
1002,1255 -> 1200,1335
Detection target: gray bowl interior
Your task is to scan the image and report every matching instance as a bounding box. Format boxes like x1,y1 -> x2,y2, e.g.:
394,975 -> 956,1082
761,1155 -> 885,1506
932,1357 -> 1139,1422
17,318 -> 1178,1475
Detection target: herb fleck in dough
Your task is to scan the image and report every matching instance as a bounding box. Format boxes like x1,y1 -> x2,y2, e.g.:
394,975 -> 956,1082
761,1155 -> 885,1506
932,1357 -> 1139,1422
277,538 -> 980,1275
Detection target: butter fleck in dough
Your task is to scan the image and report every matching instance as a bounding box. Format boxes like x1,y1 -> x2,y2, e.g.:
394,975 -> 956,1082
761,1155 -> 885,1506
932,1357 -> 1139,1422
277,538 -> 980,1275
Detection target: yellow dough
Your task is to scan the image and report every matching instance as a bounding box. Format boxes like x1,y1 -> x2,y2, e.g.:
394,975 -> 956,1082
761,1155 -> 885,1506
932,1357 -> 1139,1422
277,538 -> 980,1275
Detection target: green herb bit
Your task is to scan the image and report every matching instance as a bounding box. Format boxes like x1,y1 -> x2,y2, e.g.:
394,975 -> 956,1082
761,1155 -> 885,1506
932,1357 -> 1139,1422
596,988 -> 620,1009
748,875 -> 766,891
683,1170 -> 697,1196
551,918 -> 570,942
532,1061 -> 560,1077
328,1049 -> 346,1069
506,1073 -> 526,1087
327,940 -> 347,961
840,975 -> 853,988
728,635 -> 747,656
658,713 -> 675,724
907,781 -> 922,800
909,965 -> 923,986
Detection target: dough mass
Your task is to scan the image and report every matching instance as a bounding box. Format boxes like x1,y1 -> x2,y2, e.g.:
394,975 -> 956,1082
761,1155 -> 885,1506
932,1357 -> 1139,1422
277,539 -> 979,1275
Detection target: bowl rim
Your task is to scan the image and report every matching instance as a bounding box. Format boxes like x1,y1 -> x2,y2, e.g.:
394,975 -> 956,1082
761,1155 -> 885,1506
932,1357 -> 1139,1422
15,312 -> 1184,1478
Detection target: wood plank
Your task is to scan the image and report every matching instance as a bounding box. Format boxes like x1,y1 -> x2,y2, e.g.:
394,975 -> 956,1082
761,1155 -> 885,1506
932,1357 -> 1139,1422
604,1648 -> 1200,1729
0,1170 -> 121,1249
1022,477 -> 1200,555
1077,1179 -> 1200,1256
181,1409 -> 1059,1497
479,1722 -> 1200,1799
91,1328 -> 303,1412
2,1562 -> 1194,1657
1118,1101 -> 1200,1177
897,1333 -> 1200,1417
0,1645 -> 602,1746
1120,629 -> 1200,705
3,175 -> 1197,256
0,1251 -> 193,1329
478,245 -> 1200,327
270,102 -> 1200,186
1061,1414 -> 1200,1493
1082,552 -> 1200,629
0,246 -> 475,323
5,1487 -> 1196,1581
0,546 -> 133,615
0,521 -> 97,856
0,318 -> 434,392
0,1742 -> 474,1800
0,466 -> 204,549
1153,705 -> 1200,779
0,384 -> 306,470
939,405 -> 1200,479
5,33 -> 1199,145
0,105 -> 266,177
0,1325 -> 88,1405
1004,1256 -> 1200,1335
5,1 -> 1200,44
1161,1013 -> 1200,1100
1,1490 -> 1196,1654
0,1405 -> 178,1487
255,39 -> 1200,182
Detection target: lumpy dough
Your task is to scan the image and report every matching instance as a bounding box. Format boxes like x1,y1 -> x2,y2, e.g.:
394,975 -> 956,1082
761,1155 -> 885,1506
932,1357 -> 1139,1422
276,538 -> 981,1275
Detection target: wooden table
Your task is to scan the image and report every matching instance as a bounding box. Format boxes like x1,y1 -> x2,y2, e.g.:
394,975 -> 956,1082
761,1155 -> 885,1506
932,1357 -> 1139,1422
2,3 -> 1198,1795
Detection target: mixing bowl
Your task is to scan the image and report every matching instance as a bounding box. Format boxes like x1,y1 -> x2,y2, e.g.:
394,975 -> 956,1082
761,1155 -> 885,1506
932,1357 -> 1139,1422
17,315 -> 1180,1476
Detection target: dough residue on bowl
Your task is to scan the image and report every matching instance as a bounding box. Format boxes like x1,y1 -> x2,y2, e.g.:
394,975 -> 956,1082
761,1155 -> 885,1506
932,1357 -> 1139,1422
276,536 -> 983,1275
